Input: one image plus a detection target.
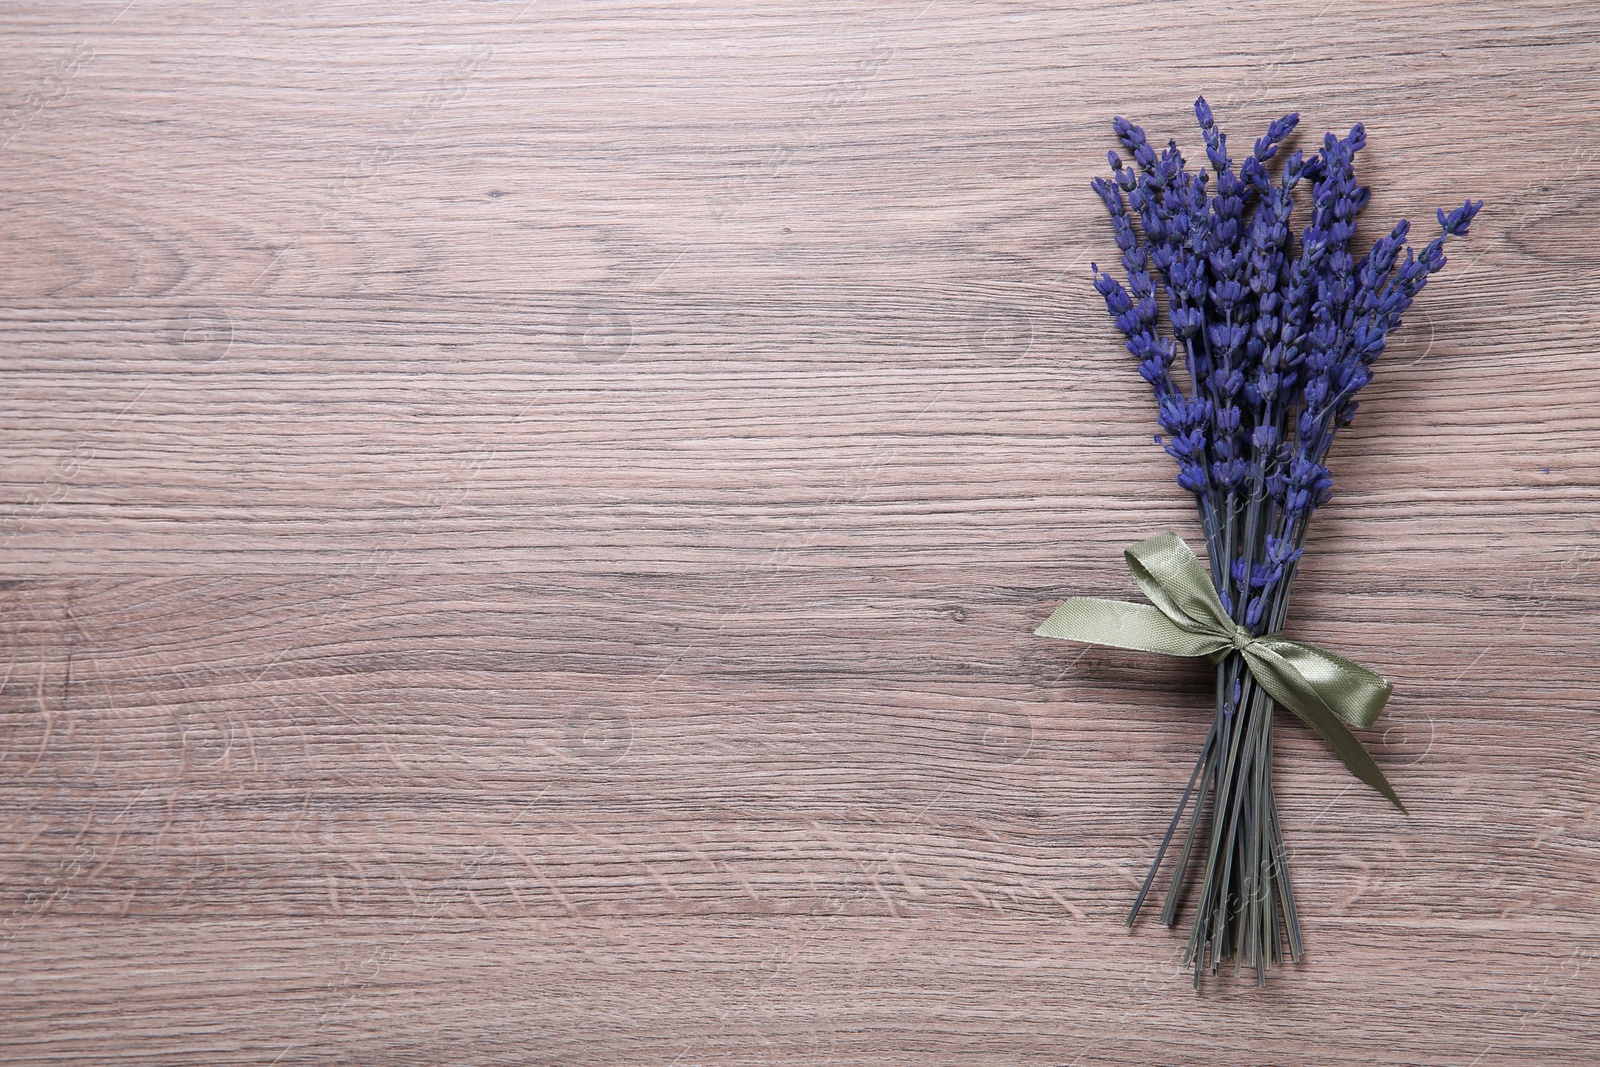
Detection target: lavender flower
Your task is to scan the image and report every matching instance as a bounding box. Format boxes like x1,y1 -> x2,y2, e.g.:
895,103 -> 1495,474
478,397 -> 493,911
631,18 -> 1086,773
1087,97 -> 1481,984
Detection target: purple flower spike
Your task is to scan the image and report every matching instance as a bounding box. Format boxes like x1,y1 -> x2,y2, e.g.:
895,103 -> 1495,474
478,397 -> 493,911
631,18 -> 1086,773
1088,100 -> 1479,531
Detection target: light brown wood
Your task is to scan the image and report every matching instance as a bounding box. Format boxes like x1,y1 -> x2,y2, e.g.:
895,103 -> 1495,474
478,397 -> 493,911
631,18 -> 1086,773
3,1 -> 1598,1063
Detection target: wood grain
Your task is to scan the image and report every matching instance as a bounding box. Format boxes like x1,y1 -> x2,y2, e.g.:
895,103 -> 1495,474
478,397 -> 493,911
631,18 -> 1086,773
2,1 -> 1598,1063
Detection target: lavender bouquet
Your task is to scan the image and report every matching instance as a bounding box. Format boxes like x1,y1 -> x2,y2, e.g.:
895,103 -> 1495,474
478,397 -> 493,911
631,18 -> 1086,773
1036,98 -> 1480,983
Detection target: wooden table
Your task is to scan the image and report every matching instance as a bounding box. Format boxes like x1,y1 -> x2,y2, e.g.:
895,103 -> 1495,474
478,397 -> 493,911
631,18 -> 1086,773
3,2 -> 1597,1063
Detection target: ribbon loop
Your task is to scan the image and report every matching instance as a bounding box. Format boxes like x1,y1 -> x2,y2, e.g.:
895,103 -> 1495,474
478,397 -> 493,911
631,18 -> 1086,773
1036,532 -> 1404,812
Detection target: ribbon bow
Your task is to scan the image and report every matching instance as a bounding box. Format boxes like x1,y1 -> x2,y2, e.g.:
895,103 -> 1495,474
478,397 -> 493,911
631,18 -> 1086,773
1035,532 -> 1404,812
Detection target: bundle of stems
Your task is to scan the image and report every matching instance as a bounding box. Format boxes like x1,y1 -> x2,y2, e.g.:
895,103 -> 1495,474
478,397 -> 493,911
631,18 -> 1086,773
1086,98 -> 1480,983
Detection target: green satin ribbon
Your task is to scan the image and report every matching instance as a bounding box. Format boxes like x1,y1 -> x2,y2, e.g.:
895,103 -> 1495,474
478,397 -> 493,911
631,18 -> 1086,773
1035,532 -> 1404,812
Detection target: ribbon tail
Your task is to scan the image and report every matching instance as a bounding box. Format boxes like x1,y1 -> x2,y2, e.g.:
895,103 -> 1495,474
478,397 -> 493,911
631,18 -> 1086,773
1035,597 -> 1227,658
1243,644 -> 1407,813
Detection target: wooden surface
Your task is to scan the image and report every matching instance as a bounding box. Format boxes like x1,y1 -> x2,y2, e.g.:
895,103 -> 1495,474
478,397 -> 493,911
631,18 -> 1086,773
3,2 -> 1598,1063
